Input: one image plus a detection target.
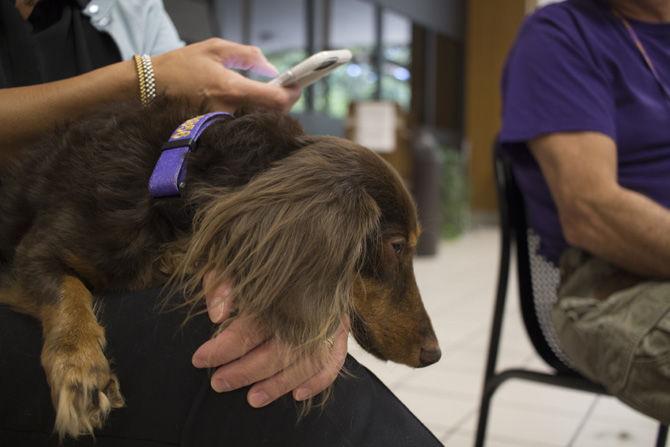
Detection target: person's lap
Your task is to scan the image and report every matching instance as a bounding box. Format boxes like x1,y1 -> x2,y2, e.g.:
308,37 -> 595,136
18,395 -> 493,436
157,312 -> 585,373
0,288 -> 441,447
553,249 -> 670,424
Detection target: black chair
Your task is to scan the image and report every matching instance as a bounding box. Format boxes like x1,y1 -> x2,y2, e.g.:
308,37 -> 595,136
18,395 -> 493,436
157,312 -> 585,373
474,144 -> 669,447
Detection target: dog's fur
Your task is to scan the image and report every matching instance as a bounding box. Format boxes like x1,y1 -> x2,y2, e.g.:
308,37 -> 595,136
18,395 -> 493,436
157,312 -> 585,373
0,97 -> 440,438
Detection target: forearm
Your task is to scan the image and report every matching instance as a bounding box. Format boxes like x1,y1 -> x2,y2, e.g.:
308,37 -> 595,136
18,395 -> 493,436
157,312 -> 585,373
0,39 -> 298,164
0,59 -> 137,159
567,185 -> 670,279
529,132 -> 670,278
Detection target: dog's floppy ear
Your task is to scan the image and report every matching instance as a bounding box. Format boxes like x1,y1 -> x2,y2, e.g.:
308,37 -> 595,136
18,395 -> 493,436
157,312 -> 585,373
179,141 -> 381,354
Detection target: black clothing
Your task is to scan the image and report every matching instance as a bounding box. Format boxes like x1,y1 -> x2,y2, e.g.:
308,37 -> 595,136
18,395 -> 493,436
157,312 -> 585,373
0,290 -> 442,447
0,0 -> 120,88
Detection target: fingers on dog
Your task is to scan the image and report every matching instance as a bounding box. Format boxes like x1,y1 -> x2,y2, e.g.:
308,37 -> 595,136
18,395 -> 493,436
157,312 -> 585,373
203,272 -> 233,323
209,338 -> 290,393
247,331 -> 347,407
192,313 -> 267,368
293,332 -> 348,402
246,355 -> 323,408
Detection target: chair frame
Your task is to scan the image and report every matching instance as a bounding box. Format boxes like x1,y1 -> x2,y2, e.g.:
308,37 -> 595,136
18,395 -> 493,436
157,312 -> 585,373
474,145 -> 668,447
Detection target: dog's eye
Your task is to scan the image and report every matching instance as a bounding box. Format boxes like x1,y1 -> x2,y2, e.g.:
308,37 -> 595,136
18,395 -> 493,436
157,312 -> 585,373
390,241 -> 405,255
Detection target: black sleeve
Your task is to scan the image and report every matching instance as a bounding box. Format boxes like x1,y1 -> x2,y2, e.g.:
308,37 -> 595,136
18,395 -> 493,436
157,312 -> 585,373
0,288 -> 442,447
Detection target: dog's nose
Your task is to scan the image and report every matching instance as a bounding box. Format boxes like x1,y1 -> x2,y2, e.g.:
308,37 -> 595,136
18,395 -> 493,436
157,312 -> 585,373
419,347 -> 442,366
419,335 -> 441,366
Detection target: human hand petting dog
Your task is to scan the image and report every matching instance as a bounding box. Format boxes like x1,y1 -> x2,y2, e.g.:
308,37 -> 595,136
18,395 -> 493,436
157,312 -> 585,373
192,275 -> 349,407
0,38 -> 300,153
152,38 -> 301,113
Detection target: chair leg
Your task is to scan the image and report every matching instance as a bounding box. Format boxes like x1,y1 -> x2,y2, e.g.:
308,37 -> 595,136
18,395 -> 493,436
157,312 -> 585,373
656,424 -> 668,447
474,385 -> 494,447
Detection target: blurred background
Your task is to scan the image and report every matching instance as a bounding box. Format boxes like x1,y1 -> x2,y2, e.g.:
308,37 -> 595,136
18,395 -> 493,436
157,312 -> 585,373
165,0 -> 466,251
162,1 -> 662,445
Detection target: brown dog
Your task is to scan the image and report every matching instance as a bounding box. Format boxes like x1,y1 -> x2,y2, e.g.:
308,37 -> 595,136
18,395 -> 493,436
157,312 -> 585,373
0,97 -> 440,439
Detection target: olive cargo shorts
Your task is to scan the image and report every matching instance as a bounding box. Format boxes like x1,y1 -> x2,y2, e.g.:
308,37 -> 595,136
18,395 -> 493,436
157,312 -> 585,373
553,249 -> 670,423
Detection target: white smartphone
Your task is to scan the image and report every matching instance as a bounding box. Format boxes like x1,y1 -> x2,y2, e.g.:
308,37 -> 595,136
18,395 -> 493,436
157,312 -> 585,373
269,49 -> 352,88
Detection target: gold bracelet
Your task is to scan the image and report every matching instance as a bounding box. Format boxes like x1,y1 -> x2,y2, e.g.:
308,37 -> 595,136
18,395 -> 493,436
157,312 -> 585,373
133,54 -> 156,106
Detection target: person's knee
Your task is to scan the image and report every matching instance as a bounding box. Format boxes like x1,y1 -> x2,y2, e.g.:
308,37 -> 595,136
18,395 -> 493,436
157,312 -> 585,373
618,312 -> 670,423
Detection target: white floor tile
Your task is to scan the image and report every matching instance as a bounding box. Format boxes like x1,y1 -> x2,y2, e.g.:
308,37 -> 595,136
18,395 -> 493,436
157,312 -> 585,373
572,419 -> 660,447
397,367 -> 483,402
493,380 -> 596,417
460,396 -> 586,446
431,347 -> 489,375
589,396 -> 661,427
444,428 -> 561,447
393,347 -> 537,405
570,396 -> 663,446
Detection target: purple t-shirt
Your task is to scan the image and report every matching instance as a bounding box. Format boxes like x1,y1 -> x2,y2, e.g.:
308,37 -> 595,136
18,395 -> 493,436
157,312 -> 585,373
500,0 -> 670,264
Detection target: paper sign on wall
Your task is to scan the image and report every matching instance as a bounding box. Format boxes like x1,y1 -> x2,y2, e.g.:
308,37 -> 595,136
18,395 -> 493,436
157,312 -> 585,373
354,102 -> 397,153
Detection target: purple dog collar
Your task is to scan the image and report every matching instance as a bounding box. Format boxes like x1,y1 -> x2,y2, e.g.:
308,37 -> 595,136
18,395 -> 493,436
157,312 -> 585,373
148,112 -> 231,198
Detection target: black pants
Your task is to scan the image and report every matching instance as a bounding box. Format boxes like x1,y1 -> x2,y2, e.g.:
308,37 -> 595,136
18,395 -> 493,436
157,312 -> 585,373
0,289 -> 441,447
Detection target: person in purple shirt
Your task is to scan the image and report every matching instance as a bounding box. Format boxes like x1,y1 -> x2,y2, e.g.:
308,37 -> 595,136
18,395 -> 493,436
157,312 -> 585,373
501,0 -> 670,423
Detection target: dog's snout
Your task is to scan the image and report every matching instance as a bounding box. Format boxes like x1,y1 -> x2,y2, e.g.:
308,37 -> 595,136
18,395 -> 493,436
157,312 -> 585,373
419,347 -> 441,366
419,336 -> 441,367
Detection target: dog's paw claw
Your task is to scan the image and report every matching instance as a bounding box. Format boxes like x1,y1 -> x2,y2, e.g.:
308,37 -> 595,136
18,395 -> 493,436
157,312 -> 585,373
105,375 -> 125,409
44,349 -> 124,439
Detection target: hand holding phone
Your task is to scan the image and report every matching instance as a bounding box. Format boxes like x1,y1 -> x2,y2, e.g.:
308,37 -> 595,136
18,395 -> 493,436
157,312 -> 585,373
269,49 -> 352,88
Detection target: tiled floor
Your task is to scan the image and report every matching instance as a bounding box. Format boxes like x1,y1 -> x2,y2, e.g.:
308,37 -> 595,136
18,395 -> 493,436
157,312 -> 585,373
347,227 -> 663,446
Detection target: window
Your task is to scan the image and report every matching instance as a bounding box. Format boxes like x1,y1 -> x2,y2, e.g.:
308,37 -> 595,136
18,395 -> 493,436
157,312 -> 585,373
327,0 -> 376,118
215,0 -> 412,119
380,9 -> 411,110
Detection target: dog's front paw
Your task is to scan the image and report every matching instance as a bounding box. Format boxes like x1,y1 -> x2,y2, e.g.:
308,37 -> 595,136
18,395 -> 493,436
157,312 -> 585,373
43,342 -> 125,439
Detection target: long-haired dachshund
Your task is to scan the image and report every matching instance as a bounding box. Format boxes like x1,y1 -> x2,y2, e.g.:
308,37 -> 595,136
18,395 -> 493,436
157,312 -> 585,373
0,97 -> 441,439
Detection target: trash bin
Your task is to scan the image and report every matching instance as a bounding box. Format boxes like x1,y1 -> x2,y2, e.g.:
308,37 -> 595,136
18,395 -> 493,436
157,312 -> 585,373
412,129 -> 445,256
